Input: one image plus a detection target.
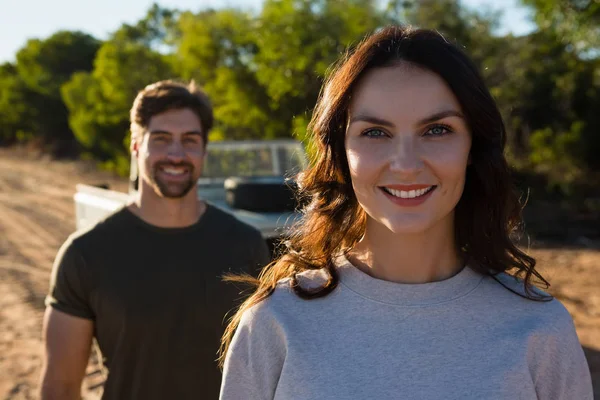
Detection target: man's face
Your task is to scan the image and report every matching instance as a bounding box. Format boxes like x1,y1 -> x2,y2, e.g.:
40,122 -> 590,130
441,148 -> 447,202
132,108 -> 205,199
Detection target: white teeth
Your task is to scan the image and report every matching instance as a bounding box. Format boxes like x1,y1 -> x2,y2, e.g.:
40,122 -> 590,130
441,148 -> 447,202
385,186 -> 433,199
162,167 -> 185,175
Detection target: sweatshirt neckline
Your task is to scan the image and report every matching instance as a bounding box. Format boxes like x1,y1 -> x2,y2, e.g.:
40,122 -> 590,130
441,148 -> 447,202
335,254 -> 484,306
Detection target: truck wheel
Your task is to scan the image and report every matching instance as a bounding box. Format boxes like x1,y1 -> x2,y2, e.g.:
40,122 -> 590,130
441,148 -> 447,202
224,176 -> 299,212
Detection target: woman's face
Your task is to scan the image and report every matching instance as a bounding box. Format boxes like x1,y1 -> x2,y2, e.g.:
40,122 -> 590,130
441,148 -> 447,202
345,63 -> 472,235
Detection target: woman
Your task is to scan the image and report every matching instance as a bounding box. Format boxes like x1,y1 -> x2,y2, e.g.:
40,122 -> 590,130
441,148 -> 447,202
219,26 -> 593,400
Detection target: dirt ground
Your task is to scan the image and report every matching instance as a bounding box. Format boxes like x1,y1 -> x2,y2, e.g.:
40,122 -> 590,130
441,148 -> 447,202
0,147 -> 598,399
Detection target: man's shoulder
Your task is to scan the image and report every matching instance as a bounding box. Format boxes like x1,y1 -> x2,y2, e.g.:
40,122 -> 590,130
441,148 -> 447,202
205,204 -> 263,240
68,207 -> 134,249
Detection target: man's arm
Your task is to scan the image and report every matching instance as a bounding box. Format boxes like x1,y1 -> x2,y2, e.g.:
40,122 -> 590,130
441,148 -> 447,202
42,236 -> 97,399
40,308 -> 94,400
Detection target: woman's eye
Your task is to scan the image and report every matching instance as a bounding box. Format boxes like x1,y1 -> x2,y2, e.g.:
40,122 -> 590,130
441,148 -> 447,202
362,128 -> 388,138
424,125 -> 452,136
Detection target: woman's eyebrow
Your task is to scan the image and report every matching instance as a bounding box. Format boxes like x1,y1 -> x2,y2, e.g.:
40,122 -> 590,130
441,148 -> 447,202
348,109 -> 464,128
417,110 -> 465,125
348,114 -> 395,128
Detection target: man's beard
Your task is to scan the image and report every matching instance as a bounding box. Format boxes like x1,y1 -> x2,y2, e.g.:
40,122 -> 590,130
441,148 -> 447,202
148,161 -> 197,198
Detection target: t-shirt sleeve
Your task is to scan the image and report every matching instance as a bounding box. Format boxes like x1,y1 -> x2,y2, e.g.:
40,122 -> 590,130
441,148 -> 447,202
530,301 -> 593,400
45,237 -> 95,320
220,301 -> 286,400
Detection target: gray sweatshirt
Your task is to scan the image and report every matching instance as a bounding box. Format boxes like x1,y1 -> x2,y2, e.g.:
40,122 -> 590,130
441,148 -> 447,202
220,256 -> 593,400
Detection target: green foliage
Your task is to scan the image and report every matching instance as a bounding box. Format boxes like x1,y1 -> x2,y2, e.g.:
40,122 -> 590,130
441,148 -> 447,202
111,3 -> 180,50
252,0 -> 384,137
522,0 -> 599,54
529,122 -> 583,165
175,1 -> 384,142
98,153 -> 131,177
0,63 -> 33,144
15,31 -> 100,96
175,9 -> 271,140
2,31 -> 101,151
528,122 -> 586,195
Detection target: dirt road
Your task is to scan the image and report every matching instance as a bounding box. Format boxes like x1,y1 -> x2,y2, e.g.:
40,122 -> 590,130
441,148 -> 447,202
0,148 -> 126,399
0,148 -> 598,399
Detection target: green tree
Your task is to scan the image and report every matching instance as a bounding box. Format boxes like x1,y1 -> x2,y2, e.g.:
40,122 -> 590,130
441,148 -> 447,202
522,0 -> 600,54
176,8 -> 271,140
112,3 -> 180,50
16,31 -> 100,96
0,63 -> 34,144
13,31 -> 100,153
254,0 -> 385,139
175,0 -> 385,141
519,0 -> 600,173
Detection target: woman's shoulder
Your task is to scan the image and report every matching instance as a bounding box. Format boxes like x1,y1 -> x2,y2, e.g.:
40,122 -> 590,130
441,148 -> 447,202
240,269 -> 332,326
483,271 -> 575,331
271,268 -> 331,297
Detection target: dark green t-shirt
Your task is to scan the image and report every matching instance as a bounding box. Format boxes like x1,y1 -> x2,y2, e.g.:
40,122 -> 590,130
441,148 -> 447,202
46,204 -> 271,400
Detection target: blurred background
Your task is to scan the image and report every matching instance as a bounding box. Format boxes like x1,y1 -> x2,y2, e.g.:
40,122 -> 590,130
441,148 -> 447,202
0,0 -> 598,399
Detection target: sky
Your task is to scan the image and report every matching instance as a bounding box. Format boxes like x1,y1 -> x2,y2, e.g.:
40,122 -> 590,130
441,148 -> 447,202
0,0 -> 535,64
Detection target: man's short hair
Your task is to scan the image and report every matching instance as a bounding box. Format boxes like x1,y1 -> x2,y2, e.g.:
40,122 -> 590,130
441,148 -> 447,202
130,80 -> 214,144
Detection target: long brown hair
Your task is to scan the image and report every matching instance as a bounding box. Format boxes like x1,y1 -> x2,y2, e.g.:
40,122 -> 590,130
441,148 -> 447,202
219,25 -> 549,367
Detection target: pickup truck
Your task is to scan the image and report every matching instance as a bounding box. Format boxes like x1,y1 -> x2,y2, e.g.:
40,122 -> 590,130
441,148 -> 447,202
74,139 -> 308,251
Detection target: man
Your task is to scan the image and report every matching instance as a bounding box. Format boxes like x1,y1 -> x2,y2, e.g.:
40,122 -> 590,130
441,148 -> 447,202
40,80 -> 271,399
